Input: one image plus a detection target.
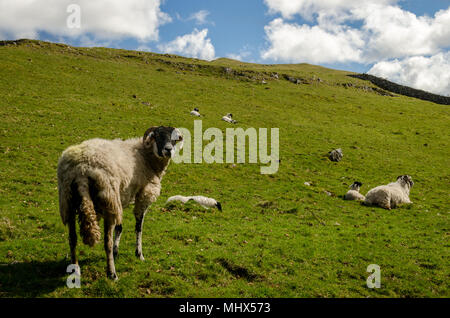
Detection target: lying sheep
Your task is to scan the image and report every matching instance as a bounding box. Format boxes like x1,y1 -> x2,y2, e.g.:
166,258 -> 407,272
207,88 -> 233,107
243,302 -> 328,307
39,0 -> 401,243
344,181 -> 365,201
190,107 -> 201,117
57,126 -> 183,280
222,113 -> 237,124
364,175 -> 414,210
166,195 -> 222,211
329,148 -> 343,162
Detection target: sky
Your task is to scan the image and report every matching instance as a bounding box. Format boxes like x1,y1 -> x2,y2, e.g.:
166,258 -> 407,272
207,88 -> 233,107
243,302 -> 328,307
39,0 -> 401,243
0,0 -> 449,95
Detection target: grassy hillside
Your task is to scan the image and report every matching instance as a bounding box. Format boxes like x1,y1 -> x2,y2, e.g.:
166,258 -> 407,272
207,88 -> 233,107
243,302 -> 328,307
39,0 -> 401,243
0,39 -> 448,298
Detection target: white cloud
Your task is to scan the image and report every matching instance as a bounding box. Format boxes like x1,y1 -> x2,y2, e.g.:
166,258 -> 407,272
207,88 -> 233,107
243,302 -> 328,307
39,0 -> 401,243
227,45 -> 252,62
187,10 -> 211,25
368,53 -> 450,96
0,0 -> 171,42
358,5 -> 450,60
157,29 -> 215,61
262,1 -> 450,63
264,0 -> 396,21
261,0 -> 450,94
261,18 -> 364,63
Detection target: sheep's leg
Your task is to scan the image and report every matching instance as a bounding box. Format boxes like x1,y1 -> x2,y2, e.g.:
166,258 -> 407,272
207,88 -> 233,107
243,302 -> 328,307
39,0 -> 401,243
134,185 -> 159,261
134,203 -> 149,261
113,224 -> 123,259
68,210 -> 78,265
104,218 -> 118,280
134,211 -> 147,261
381,198 -> 391,210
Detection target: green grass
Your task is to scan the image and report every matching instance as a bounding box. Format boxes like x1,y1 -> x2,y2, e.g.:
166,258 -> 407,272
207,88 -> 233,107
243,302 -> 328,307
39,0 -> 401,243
0,39 -> 449,298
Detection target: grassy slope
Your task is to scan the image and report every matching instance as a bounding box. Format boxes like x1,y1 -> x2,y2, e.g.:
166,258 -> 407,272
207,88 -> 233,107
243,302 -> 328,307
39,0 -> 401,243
0,40 -> 448,298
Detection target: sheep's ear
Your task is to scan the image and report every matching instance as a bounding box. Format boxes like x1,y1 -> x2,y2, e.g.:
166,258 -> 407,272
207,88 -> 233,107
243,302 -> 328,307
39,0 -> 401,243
143,126 -> 158,148
172,128 -> 184,150
397,175 -> 403,180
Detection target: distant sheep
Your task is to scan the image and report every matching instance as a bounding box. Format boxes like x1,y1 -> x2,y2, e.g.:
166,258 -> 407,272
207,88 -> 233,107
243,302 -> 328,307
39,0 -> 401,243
190,107 -> 201,117
166,195 -> 222,211
364,175 -> 414,210
222,113 -> 237,124
344,181 -> 365,201
329,148 -> 343,162
57,126 -> 183,280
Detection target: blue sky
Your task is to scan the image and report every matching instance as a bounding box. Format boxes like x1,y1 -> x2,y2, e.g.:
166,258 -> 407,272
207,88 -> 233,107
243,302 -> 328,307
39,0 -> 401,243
0,0 -> 449,95
159,0 -> 270,62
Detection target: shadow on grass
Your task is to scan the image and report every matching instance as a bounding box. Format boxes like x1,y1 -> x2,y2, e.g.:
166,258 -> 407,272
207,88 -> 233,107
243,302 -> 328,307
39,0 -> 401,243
0,259 -> 91,297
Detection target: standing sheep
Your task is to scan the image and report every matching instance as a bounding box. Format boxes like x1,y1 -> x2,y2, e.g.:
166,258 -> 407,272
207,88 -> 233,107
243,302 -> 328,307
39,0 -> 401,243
364,175 -> 414,210
344,181 -> 365,201
57,126 -> 183,280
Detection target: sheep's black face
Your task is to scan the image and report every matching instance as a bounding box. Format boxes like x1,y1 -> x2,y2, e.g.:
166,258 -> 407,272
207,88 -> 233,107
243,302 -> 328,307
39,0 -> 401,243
351,181 -> 362,190
143,126 -> 183,159
397,175 -> 414,188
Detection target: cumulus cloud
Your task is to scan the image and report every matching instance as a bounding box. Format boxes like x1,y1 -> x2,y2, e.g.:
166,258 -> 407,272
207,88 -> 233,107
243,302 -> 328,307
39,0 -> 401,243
157,29 -> 215,61
358,4 -> 450,60
264,0 -> 396,21
368,52 -> 450,96
262,0 -> 450,63
0,0 -> 171,41
262,18 -> 364,63
262,0 -> 450,94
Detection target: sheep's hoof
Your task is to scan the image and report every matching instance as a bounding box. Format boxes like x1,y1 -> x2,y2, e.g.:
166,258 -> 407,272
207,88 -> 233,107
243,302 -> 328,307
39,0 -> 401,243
108,271 -> 118,281
135,250 -> 145,261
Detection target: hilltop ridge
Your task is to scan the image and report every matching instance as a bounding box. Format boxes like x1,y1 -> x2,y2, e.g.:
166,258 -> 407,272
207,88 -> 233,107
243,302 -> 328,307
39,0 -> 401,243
2,39 -> 448,104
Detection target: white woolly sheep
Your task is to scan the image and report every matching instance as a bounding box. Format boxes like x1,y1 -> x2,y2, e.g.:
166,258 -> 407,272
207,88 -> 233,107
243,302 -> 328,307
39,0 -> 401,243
344,181 -> 365,201
364,175 -> 414,210
57,126 -> 183,280
222,113 -> 237,124
166,195 -> 222,211
190,107 -> 201,117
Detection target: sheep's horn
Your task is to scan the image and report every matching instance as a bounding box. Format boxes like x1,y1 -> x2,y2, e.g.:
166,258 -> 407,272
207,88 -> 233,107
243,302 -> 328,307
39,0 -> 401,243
143,126 -> 158,142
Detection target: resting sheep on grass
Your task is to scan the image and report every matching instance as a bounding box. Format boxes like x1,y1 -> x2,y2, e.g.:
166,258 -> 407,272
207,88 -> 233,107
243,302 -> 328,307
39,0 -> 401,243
222,113 -> 237,124
364,175 -> 414,210
57,126 -> 183,280
190,108 -> 201,117
166,195 -> 222,211
344,181 -> 365,201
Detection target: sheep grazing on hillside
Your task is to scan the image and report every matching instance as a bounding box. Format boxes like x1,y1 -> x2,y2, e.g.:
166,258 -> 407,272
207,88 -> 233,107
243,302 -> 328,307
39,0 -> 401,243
190,107 -> 201,117
166,195 -> 222,211
364,175 -> 414,210
222,113 -> 237,124
344,181 -> 365,201
57,126 -> 183,280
